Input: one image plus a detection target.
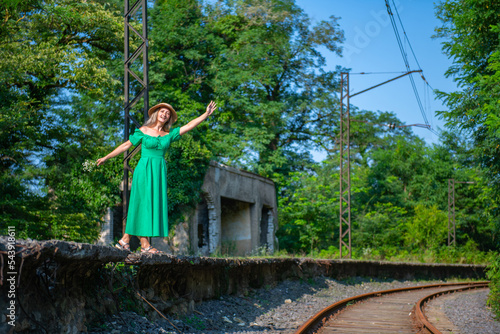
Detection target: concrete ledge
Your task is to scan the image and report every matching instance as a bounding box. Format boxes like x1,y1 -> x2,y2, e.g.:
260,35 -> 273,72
136,255 -> 486,303
0,238 -> 487,333
0,238 -> 129,263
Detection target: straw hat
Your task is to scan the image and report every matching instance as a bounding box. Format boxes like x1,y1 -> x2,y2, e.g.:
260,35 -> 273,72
148,103 -> 178,124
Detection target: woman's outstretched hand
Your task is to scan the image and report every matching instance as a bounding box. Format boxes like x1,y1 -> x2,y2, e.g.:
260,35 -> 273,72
96,157 -> 107,166
206,101 -> 217,117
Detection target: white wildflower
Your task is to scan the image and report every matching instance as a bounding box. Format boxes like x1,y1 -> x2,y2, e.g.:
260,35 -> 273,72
82,159 -> 97,172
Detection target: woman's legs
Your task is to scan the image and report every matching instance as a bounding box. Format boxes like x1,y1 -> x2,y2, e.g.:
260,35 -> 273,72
139,237 -> 150,249
121,233 -> 131,244
117,235 -> 160,254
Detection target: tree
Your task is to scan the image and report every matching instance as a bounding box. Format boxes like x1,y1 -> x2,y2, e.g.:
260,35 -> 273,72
404,204 -> 448,250
434,0 -> 500,188
204,0 -> 345,177
0,0 -> 124,238
277,159 -> 340,253
364,135 -> 430,207
355,202 -> 407,256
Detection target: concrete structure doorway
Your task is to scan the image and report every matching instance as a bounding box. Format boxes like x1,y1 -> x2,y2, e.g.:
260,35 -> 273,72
220,197 -> 252,256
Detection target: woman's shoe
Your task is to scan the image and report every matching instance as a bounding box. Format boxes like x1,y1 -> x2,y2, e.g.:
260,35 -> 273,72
115,239 -> 130,251
140,246 -> 161,254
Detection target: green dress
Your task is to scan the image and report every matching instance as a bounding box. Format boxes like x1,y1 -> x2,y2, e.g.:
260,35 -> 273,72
125,127 -> 181,237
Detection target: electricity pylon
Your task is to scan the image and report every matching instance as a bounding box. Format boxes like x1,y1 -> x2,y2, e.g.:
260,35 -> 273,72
339,70 -> 422,258
123,0 -> 149,232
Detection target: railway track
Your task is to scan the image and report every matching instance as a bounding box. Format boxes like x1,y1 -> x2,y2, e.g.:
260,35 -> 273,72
294,281 -> 489,334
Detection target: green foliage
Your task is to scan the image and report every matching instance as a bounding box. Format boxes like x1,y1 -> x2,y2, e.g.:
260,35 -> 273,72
404,205 -> 448,250
183,315 -> 207,331
487,256 -> 500,318
110,263 -> 144,313
203,0 -> 346,177
370,243 -> 497,265
277,160 -> 340,253
366,135 -> 432,206
435,0 -> 500,189
166,134 -> 212,225
1,0 -> 499,272
356,203 -> 407,251
277,122 -> 499,261
0,0 -> 124,240
317,246 -> 340,259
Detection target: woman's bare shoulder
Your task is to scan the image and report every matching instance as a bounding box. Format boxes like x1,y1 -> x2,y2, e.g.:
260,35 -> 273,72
139,126 -> 150,134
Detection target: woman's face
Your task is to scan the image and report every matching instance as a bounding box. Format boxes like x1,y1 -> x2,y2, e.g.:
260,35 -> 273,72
157,108 -> 170,124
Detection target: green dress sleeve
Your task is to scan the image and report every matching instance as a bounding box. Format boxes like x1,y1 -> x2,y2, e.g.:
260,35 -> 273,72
169,127 -> 181,143
129,128 -> 144,146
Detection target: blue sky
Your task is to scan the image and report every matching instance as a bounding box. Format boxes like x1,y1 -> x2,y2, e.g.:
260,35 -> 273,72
295,0 -> 456,154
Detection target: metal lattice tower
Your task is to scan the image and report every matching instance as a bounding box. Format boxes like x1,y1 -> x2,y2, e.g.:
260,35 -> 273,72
448,179 -> 456,246
339,72 -> 351,259
123,0 -> 149,232
337,70 -> 423,258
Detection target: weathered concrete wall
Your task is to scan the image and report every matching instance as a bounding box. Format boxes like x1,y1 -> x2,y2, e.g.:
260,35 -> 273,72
0,238 -> 488,333
0,238 -> 128,334
190,161 -> 278,256
97,207 -> 113,246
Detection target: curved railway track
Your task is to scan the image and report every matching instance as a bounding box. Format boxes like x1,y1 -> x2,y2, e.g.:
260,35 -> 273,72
294,281 -> 489,334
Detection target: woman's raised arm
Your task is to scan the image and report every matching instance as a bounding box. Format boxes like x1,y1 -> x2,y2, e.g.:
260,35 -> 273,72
179,101 -> 217,136
96,140 -> 133,166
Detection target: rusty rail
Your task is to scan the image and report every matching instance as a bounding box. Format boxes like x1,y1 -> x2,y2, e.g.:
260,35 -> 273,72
294,281 -> 490,334
415,282 -> 489,333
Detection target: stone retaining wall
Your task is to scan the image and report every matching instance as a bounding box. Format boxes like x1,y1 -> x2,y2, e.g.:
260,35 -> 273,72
0,238 -> 487,333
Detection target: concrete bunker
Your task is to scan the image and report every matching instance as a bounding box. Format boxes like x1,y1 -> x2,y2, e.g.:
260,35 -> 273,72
191,161 -> 278,256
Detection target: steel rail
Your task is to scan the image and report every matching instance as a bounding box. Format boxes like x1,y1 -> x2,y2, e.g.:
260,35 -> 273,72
293,281 -> 490,334
415,282 -> 489,334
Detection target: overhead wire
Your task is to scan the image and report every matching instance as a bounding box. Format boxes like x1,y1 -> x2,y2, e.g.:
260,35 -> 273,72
350,71 -> 408,75
351,118 -> 430,130
392,1 -> 422,70
385,0 -> 434,132
392,1 -> 435,93
424,77 -> 436,132
386,0 -> 428,126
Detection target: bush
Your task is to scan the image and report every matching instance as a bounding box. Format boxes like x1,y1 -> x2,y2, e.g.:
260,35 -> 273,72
487,256 -> 500,318
404,204 -> 448,250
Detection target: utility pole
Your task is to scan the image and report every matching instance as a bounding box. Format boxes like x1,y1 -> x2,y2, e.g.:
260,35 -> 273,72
448,179 -> 455,246
339,70 -> 422,259
123,0 -> 149,233
447,179 -> 474,246
339,72 -> 351,258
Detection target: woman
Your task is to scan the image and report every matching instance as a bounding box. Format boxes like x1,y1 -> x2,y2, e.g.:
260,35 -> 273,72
97,101 -> 217,254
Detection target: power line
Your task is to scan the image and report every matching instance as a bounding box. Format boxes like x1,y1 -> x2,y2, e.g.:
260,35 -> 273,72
350,71 -> 408,75
352,119 -> 431,130
385,0 -> 431,128
392,1 -> 435,92
391,0 -> 422,71
386,0 -> 428,126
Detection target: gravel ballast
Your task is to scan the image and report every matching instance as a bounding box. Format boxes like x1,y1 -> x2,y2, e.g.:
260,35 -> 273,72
441,289 -> 500,334
86,277 -> 499,334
